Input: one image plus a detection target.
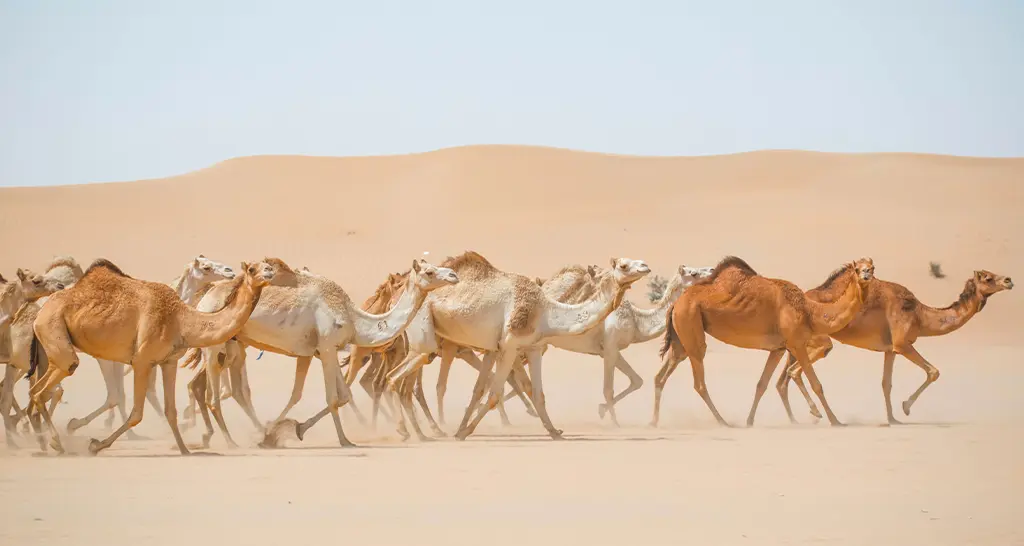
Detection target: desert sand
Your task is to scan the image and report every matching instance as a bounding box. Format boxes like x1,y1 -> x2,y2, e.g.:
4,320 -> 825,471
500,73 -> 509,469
0,145 -> 1022,545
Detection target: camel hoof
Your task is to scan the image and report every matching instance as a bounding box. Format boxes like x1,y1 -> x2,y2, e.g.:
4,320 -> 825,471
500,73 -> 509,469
829,420 -> 847,427
453,429 -> 470,441
597,403 -> 607,419
886,418 -> 905,426
809,408 -> 823,420
902,401 -> 912,416
648,420 -> 659,429
201,434 -> 213,449
431,429 -> 448,438
66,418 -> 83,434
87,438 -> 102,455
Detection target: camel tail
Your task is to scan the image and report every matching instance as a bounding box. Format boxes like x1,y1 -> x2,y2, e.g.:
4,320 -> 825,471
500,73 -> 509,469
26,334 -> 41,380
181,347 -> 202,369
659,309 -> 678,359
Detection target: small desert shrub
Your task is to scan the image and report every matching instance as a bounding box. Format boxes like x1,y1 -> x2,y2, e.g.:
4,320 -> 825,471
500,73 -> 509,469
647,274 -> 668,303
929,261 -> 946,279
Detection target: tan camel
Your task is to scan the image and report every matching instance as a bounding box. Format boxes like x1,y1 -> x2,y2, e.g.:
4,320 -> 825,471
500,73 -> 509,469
777,269 -> 1013,424
182,257 -> 458,448
652,256 -> 875,428
67,255 -> 237,435
27,258 -> 275,455
379,251 -> 649,442
1,258 -> 80,446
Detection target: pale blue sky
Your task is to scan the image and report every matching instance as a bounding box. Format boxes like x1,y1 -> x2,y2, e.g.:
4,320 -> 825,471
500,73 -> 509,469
1,1 -> 1022,187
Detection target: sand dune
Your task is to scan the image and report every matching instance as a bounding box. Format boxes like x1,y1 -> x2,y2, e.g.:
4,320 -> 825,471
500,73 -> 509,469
1,145 -> 1021,545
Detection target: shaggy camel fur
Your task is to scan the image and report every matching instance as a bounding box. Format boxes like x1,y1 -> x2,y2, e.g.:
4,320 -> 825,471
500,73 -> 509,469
777,269 -> 1013,424
67,255 -> 237,435
184,257 -> 458,448
27,258 -> 275,455
653,256 -> 875,428
381,251 -> 649,441
515,263 -> 713,426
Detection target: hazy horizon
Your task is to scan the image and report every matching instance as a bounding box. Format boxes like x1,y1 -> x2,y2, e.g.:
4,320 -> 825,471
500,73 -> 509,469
2,0 -> 1022,188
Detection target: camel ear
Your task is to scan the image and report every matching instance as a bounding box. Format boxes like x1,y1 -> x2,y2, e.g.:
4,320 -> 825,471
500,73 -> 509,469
198,254 -> 205,258
16,268 -> 28,282
0,273 -> 6,283
412,260 -> 422,274
679,265 -> 688,277
609,257 -> 618,268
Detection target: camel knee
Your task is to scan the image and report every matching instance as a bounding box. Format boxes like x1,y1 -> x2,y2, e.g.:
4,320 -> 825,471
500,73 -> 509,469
628,375 -> 643,391
927,368 -> 940,383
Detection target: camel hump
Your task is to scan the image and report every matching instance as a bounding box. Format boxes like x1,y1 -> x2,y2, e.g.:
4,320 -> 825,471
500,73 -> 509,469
84,258 -> 130,278
694,256 -> 758,285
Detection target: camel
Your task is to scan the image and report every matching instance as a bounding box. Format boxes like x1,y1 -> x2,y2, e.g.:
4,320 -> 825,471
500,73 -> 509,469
505,263 -> 713,426
378,251 -> 649,442
652,256 -> 875,428
777,269 -> 1013,424
26,258 -> 275,455
66,255 -> 237,435
337,269 -> 537,441
1,258 -> 80,446
181,257 -> 458,449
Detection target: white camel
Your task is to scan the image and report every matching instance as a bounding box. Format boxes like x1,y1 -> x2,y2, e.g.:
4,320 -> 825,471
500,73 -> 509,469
183,257 -> 458,449
533,264 -> 712,425
374,252 -> 649,442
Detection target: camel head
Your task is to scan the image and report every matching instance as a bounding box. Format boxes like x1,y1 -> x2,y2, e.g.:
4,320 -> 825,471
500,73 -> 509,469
973,270 -> 1013,295
16,267 -> 65,300
241,261 -> 277,289
608,257 -> 651,286
410,259 -> 459,291
679,265 -> 713,285
191,254 -> 236,282
852,257 -> 875,284
0,273 -> 25,326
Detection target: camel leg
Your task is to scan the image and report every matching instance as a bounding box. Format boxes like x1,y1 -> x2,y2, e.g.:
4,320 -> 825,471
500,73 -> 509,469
205,352 -> 238,448
456,352 -> 497,434
650,345 -> 686,428
506,359 -> 537,416
397,375 -> 432,442
69,359 -> 139,437
775,353 -> 802,424
686,346 -> 733,427
745,349 -> 786,427
335,366 -> 367,426
789,344 -> 843,426
227,356 -> 263,432
413,368 -> 445,437
88,362 -> 155,454
361,355 -> 392,428
182,369 -> 201,429
598,350 -> 643,424
100,360 -> 120,429
145,367 -> 164,415
384,352 -> 433,440
190,370 -> 217,444
295,350 -> 355,447
273,356 -> 312,423
159,360 -> 189,455
880,350 -> 903,425
1,365 -> 22,448
435,346 -> 456,427
29,367 -> 70,453
787,365 -> 823,420
897,344 -> 940,417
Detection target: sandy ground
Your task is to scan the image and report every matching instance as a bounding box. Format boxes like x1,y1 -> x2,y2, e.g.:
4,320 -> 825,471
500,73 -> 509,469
1,146 -> 1022,545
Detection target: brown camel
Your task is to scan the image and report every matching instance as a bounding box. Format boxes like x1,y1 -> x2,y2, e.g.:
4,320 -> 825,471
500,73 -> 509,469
652,256 -> 875,428
27,258 -> 275,455
777,269 -> 1013,424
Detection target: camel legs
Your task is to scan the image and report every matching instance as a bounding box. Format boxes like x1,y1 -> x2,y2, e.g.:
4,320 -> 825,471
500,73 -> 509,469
273,356 -> 312,423
788,344 -> 843,426
457,346 -> 563,440
159,359 -> 189,455
650,345 -> 685,427
204,349 -> 239,448
598,351 -> 644,426
1,365 -> 22,448
28,366 -> 70,453
87,362 -> 157,454
294,350 -> 356,447
412,368 -> 445,437
880,350 -> 902,424
434,345 -> 456,426
896,344 -> 940,417
227,354 -> 264,432
67,360 -> 130,434
686,347 -> 732,427
745,349 -> 786,427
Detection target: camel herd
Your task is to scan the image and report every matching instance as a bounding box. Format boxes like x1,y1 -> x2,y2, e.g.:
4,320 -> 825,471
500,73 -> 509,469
0,251 -> 1013,456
